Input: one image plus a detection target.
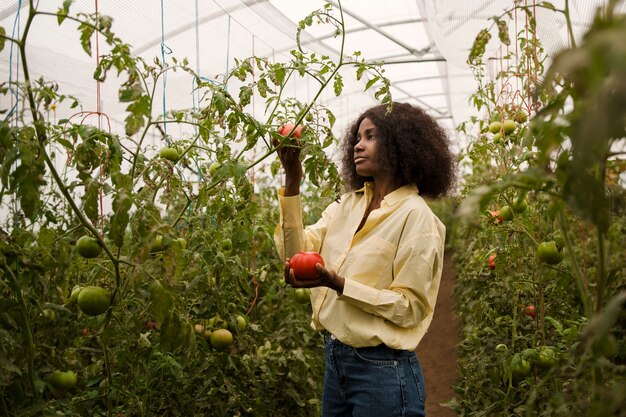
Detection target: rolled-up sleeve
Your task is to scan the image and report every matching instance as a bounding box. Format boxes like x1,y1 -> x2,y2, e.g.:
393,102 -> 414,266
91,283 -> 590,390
274,188 -> 339,260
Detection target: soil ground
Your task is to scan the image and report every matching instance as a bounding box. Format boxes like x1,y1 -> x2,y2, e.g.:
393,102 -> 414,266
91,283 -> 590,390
416,251 -> 460,417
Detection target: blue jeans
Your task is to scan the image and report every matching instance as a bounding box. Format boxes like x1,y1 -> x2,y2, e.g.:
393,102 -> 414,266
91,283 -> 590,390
322,333 -> 426,417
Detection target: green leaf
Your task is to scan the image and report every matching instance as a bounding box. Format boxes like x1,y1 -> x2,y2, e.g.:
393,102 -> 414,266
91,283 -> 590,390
239,85 -> 253,108
57,1 -> 72,25
356,63 -> 366,81
148,281 -> 174,325
213,91 -> 228,115
105,135 -> 123,175
540,1 -> 557,11
256,78 -> 272,98
270,159 -> 280,177
333,74 -> 343,96
83,179 -> 100,225
118,82 -> 142,103
124,96 -> 150,136
55,137 -> 73,150
325,109 -> 336,128
496,19 -> 510,46
124,113 -> 143,137
79,23 -> 94,56
270,65 -> 286,85
109,189 -> 132,248
365,76 -> 379,91
0,27 -> 5,53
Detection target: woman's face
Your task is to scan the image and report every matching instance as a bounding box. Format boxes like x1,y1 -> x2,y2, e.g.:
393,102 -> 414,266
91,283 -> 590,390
353,117 -> 381,178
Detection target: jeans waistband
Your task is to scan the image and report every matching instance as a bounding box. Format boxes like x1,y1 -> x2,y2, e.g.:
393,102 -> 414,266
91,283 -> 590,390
323,331 -> 413,357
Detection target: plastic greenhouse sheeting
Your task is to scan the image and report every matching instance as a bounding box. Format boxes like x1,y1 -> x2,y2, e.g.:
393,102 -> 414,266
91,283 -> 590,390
1,0 -> 618,145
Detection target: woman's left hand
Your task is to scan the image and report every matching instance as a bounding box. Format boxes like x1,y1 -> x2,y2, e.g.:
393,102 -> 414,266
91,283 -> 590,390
284,259 -> 345,294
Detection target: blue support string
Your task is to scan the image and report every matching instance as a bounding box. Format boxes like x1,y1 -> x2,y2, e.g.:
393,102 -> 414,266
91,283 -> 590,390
193,0 -> 202,183
7,0 -> 23,124
226,15 -> 231,82
160,0 -> 171,144
8,0 -> 23,229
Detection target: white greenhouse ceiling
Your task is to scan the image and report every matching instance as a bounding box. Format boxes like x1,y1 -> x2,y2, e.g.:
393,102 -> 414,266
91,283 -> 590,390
1,0 -> 620,141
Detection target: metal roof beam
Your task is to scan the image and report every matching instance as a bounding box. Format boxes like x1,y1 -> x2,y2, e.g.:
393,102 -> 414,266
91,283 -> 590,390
325,0 -> 431,58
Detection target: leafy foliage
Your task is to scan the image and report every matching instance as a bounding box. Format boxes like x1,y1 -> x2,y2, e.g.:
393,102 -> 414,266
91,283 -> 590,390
0,2 -> 394,416
451,2 -> 626,416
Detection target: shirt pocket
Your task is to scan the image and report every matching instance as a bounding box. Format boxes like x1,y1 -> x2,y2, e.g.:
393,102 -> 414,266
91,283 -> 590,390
346,235 -> 396,288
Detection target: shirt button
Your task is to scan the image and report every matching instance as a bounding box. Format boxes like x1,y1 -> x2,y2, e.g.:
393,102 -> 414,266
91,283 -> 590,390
330,334 -> 336,340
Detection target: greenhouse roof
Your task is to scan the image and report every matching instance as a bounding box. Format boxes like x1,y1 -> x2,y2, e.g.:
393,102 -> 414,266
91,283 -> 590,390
1,0 -> 620,141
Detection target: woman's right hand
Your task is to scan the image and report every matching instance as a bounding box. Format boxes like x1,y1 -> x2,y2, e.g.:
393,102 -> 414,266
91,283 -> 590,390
284,258 -> 345,294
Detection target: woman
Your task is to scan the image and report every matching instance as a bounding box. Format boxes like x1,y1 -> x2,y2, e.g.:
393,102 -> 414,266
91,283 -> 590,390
274,102 -> 456,417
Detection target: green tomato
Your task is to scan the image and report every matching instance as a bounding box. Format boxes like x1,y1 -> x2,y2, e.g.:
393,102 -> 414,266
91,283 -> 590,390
150,235 -> 165,253
208,161 -> 221,176
495,343 -> 508,351
77,286 -> 111,316
512,198 -> 528,213
221,238 -> 233,252
536,241 -> 563,265
210,328 -> 234,351
175,237 -> 187,250
502,119 -> 517,135
533,346 -> 557,369
235,314 -> 247,331
42,308 -> 57,321
159,147 -> 178,161
510,353 -> 532,380
48,370 -> 77,390
194,323 -> 205,334
294,288 -> 311,304
499,205 -> 513,221
70,285 -> 82,304
514,110 -> 528,123
76,235 -> 101,259
489,121 -> 502,134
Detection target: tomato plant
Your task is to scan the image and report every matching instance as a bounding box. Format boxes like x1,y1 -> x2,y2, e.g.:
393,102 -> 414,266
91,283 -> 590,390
452,2 -> 626,415
290,252 -> 325,280
0,2 -> 395,414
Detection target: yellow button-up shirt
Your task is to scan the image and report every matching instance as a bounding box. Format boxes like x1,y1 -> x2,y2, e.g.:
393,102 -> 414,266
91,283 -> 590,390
274,182 -> 446,351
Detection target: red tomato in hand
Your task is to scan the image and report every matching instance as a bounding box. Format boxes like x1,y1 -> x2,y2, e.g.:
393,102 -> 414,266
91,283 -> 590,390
290,252 -> 324,280
278,123 -> 303,139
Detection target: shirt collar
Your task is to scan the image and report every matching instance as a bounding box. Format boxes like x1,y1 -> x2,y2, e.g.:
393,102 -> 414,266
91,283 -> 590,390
355,182 -> 419,206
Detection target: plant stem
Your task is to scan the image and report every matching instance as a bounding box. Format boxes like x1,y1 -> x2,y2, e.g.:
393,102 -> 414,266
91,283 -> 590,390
172,194 -> 192,228
0,392 -> 8,417
563,0 -> 577,48
595,228 -> 606,313
1,261 -> 39,402
557,210 -> 592,317
100,336 -> 113,416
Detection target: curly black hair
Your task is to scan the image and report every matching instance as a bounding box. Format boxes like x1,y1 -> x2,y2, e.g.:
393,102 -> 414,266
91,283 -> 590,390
339,102 -> 456,199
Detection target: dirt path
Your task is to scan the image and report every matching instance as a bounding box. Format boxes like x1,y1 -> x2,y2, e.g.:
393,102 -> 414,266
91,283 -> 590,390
416,251 -> 459,417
